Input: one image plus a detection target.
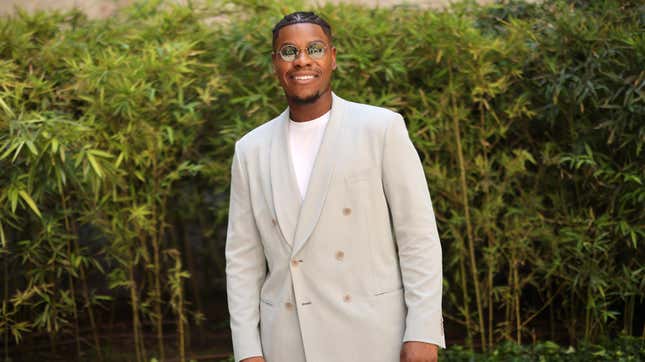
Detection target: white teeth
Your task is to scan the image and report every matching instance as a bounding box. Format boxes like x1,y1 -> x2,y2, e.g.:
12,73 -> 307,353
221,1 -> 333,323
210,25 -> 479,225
294,75 -> 315,80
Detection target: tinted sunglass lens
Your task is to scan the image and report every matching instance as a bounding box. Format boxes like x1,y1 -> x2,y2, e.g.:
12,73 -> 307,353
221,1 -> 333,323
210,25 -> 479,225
279,45 -> 298,61
307,43 -> 325,58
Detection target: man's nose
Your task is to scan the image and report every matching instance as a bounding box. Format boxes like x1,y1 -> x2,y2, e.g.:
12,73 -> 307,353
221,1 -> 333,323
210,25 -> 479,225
293,50 -> 312,67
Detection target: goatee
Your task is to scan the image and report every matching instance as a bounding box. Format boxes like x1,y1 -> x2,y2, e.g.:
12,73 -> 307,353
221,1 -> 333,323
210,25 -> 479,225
289,91 -> 321,105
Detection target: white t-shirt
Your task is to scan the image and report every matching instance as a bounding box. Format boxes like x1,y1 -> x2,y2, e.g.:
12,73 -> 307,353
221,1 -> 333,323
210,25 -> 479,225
288,110 -> 331,200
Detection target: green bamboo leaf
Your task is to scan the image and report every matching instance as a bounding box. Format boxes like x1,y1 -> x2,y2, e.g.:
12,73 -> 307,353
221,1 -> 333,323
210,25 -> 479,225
163,126 -> 174,145
115,152 -> 125,168
25,140 -> 38,156
11,141 -> 24,162
0,219 -> 6,247
11,321 -> 30,343
9,188 -> 18,213
73,254 -> 82,268
18,190 -> 41,218
59,144 -> 66,162
623,174 -> 641,184
0,141 -> 19,160
51,138 -> 59,153
0,95 -> 15,118
88,149 -> 115,158
87,153 -> 104,178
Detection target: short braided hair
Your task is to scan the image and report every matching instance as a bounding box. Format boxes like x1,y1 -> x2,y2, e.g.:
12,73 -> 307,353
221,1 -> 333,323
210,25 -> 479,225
272,11 -> 332,48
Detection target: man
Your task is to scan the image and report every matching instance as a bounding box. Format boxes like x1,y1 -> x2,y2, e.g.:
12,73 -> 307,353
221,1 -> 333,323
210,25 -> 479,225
225,11 -> 445,362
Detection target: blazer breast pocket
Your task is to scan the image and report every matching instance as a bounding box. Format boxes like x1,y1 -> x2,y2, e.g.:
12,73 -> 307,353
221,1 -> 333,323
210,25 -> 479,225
374,283 -> 403,297
260,297 -> 274,307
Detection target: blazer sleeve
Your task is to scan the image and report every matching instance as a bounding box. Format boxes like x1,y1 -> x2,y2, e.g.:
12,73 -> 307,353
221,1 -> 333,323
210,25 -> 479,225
382,114 -> 446,348
225,141 -> 266,361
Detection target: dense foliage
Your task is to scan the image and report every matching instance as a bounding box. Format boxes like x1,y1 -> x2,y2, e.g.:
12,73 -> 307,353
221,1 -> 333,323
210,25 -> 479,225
440,336 -> 644,362
224,337 -> 645,361
0,0 -> 643,360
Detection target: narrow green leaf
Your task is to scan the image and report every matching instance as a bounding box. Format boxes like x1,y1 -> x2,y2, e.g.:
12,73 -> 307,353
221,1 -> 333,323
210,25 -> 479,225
18,190 -> 41,218
11,141 -> 24,162
88,149 -> 115,158
115,152 -> 125,168
25,140 -> 38,156
0,96 -> 15,118
87,153 -> 104,178
59,144 -> 66,162
73,255 -> 82,268
9,189 -> 18,213
0,219 -> 6,247
0,142 -> 19,160
51,138 -> 59,153
164,126 -> 174,145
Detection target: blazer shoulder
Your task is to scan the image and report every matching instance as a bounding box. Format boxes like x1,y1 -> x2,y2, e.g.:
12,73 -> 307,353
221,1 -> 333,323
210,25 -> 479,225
235,114 -> 281,153
343,98 -> 404,132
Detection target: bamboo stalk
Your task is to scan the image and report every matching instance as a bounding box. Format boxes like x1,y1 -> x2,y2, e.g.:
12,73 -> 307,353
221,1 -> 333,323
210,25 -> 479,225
448,64 -> 486,350
585,286 -> 592,340
50,271 -> 59,356
77,255 -> 102,360
60,193 -> 81,360
178,300 -> 186,362
569,289 -> 576,344
522,282 -> 566,328
3,243 -> 9,362
505,262 -> 512,341
66,261 -> 81,360
178,219 -> 198,349
457,232 -> 473,348
67,206 -> 102,362
487,252 -> 494,348
152,151 -> 165,362
549,283 -> 555,340
128,259 -> 144,362
624,295 -> 634,335
479,104 -> 495,350
175,256 -> 186,362
513,256 -> 521,344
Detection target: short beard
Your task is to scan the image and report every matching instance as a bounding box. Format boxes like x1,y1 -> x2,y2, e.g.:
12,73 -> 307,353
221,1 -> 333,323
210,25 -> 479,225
289,91 -> 322,105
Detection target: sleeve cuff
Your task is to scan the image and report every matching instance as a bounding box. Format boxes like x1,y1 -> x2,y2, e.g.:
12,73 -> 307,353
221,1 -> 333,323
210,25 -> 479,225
403,314 -> 446,348
232,327 -> 263,361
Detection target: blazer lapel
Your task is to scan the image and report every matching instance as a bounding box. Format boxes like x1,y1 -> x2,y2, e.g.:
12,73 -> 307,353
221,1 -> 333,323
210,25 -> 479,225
270,109 -> 301,247
292,93 -> 346,255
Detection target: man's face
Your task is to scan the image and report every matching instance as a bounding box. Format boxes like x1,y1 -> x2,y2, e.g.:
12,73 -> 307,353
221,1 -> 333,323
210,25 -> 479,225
272,23 -> 336,105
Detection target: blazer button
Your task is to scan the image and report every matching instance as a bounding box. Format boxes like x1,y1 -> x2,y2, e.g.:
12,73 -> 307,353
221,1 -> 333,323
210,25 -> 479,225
343,294 -> 351,303
335,251 -> 345,261
342,207 -> 352,216
291,259 -> 300,267
285,302 -> 294,310
271,219 -> 277,226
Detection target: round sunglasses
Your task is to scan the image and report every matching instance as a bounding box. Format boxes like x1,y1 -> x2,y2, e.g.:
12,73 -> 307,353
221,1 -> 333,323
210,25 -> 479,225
275,41 -> 328,62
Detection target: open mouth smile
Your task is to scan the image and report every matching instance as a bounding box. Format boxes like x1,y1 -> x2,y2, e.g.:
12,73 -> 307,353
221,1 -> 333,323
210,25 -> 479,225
289,73 -> 319,84
294,75 -> 316,80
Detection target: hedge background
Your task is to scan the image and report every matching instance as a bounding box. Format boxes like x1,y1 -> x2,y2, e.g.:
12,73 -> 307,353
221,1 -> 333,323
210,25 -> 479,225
0,0 -> 643,361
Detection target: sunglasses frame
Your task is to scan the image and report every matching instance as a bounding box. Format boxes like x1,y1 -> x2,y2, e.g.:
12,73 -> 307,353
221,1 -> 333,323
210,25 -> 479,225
275,41 -> 328,62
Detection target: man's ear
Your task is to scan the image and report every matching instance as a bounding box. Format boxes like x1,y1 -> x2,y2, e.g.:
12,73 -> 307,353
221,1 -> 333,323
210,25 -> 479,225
331,46 -> 337,70
271,52 -> 279,73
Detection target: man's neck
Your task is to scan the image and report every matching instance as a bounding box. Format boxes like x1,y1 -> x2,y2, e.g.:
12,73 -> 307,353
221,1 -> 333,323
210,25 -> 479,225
288,91 -> 333,122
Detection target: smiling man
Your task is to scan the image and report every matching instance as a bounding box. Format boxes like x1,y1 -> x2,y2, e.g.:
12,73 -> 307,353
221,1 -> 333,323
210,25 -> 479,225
225,11 -> 445,362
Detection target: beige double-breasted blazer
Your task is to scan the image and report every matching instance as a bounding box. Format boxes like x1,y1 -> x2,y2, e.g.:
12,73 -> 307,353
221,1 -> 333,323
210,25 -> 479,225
226,93 -> 445,362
